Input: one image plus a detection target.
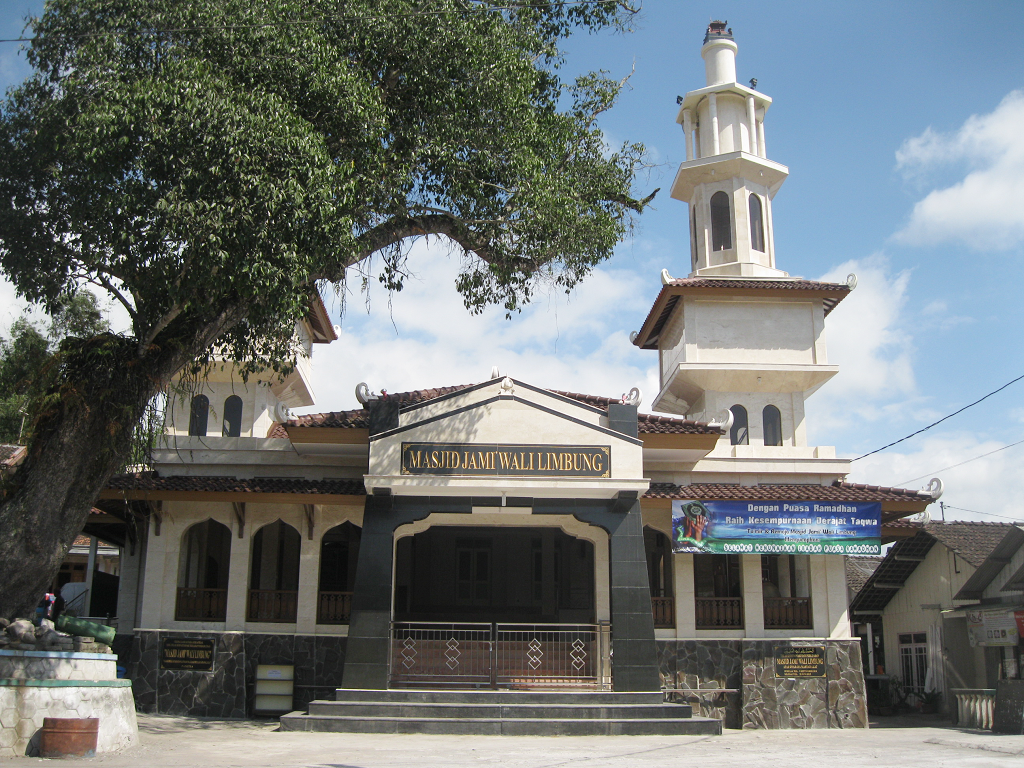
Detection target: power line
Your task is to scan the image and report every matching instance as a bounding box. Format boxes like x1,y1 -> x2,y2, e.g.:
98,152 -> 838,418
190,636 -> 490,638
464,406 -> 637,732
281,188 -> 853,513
941,504 -> 1024,523
895,437 -> 1024,486
853,372 -> 1024,461
0,1 -> 619,44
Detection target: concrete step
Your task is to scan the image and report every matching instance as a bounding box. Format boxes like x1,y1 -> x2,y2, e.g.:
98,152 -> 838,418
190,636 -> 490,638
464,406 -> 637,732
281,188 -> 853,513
279,713 -> 723,736
307,700 -> 693,719
332,688 -> 664,705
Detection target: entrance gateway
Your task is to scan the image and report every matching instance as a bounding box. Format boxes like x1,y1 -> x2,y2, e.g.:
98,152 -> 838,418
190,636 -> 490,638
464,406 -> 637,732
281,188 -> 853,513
281,379 -> 721,735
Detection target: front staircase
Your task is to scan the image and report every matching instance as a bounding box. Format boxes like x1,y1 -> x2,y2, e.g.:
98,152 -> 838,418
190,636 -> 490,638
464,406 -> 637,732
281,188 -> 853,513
280,689 -> 722,736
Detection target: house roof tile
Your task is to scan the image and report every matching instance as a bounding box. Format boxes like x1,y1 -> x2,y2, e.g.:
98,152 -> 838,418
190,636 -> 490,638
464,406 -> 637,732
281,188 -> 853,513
106,473 -> 365,496
642,481 -> 933,502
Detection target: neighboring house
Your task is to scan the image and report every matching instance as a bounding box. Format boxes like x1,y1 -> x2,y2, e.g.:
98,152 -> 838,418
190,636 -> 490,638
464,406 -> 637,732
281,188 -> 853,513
849,521 -> 1022,714
846,555 -> 883,674
0,443 -> 26,479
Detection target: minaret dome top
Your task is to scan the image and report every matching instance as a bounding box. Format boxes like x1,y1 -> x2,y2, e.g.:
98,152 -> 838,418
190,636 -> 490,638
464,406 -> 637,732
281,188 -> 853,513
701,20 -> 738,86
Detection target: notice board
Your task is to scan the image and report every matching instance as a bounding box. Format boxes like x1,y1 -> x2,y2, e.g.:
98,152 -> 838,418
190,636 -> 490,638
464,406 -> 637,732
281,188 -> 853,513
160,637 -> 215,671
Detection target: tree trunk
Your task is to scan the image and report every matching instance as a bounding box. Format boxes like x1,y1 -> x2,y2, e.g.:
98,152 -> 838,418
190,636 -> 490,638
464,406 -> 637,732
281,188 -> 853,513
0,312 -> 239,621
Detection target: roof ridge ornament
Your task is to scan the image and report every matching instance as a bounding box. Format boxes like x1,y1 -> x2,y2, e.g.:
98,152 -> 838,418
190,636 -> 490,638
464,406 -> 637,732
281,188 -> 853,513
707,409 -> 734,434
354,382 -> 379,405
621,387 -> 642,407
274,402 -> 293,422
661,268 -> 674,285
490,366 -> 501,379
499,377 -> 515,396
925,477 -> 944,499
846,273 -> 858,290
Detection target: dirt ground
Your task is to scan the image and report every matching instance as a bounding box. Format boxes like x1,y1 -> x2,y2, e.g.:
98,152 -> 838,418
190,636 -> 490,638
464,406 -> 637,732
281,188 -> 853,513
5,713 -> 1024,767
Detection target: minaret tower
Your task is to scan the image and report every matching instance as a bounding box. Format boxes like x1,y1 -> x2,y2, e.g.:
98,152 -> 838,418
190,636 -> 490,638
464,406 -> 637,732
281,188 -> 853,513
633,22 -> 854,462
673,21 -> 789,277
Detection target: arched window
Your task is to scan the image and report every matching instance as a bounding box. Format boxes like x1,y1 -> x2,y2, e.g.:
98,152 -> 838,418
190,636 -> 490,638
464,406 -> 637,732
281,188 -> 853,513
249,520 -> 301,622
729,404 -> 748,446
318,522 -> 362,624
710,191 -> 732,251
749,194 -> 765,252
222,395 -> 243,437
176,519 -> 231,620
188,394 -> 209,436
763,405 -> 782,446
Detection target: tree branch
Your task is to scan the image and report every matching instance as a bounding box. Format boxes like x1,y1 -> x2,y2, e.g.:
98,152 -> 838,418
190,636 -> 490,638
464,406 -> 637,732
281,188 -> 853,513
137,303 -> 184,357
92,274 -> 140,325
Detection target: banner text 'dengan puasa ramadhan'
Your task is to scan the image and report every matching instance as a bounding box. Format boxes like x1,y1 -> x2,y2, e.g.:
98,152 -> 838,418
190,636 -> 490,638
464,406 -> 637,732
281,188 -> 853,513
672,500 -> 882,555
401,443 -> 611,477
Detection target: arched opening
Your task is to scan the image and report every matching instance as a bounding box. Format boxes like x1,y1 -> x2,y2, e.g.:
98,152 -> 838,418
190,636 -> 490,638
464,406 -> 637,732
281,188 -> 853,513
690,203 -> 699,270
762,404 -> 782,446
394,526 -> 595,624
188,394 -> 209,436
175,519 -> 231,621
318,522 -> 361,624
729,404 -> 749,446
694,554 -> 743,628
710,191 -> 732,251
248,520 -> 301,623
749,193 -> 765,252
645,527 -> 674,628
222,395 -> 243,437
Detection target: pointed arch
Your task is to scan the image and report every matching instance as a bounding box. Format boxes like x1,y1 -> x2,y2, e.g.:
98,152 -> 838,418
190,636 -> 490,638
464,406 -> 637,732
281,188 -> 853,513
729,404 -> 748,446
710,191 -> 732,251
318,522 -> 362,624
762,404 -> 782,446
749,193 -> 765,252
222,395 -> 243,437
175,519 -> 231,621
249,520 -> 301,622
188,394 -> 209,436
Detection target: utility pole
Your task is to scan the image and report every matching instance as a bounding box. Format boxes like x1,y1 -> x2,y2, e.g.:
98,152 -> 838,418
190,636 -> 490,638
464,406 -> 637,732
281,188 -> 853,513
940,501 -> 946,521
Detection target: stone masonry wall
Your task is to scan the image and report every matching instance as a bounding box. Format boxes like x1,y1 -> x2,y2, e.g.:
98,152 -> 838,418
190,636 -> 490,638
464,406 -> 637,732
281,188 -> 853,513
657,639 -> 867,729
129,631 -> 347,718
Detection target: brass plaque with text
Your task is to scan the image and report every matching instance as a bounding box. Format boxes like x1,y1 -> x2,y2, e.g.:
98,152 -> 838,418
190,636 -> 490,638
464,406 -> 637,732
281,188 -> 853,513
774,645 -> 826,678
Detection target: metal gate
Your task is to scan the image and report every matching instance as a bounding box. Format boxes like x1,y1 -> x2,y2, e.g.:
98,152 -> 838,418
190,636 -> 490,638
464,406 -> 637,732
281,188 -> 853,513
389,622 -> 611,689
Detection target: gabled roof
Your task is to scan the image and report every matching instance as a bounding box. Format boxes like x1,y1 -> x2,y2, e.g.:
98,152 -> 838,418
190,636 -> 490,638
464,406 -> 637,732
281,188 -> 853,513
0,443 -> 27,468
632,277 -> 851,350
952,524 -> 1024,600
846,556 -> 883,595
285,383 -> 722,436
850,521 -> 1016,615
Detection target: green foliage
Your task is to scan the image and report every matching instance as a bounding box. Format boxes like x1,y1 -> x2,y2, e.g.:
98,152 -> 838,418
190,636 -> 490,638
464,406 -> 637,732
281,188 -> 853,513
0,291 -> 109,444
0,0 -> 651,384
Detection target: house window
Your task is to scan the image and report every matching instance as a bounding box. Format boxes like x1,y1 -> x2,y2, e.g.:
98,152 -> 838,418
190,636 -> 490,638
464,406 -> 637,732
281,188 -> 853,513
763,405 -> 782,446
749,193 -> 765,252
188,394 -> 209,436
222,395 -> 243,437
898,632 -> 928,693
730,404 -> 748,446
710,191 -> 732,251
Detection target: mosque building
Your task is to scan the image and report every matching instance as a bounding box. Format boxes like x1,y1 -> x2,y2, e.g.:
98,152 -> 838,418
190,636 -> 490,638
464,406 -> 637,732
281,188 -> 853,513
100,21 -> 941,731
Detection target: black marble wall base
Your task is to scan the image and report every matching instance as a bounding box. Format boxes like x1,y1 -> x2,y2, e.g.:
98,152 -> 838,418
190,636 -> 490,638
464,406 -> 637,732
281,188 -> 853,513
129,631 -> 347,718
656,639 -> 867,730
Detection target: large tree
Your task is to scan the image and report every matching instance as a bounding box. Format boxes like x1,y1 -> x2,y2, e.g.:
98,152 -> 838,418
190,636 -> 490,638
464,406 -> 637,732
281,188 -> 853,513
0,0 -> 654,619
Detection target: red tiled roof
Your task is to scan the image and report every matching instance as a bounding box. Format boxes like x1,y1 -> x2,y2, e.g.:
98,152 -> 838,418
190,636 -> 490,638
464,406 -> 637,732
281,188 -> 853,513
0,443 -> 27,466
643,480 -> 934,503
846,556 -> 883,594
106,474 -> 365,496
664,277 -> 851,294
286,385 -> 720,435
923,521 -> 1015,569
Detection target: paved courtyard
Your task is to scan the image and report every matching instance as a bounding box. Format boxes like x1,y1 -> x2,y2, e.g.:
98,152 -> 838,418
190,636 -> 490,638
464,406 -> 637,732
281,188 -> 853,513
5,714 -> 1024,767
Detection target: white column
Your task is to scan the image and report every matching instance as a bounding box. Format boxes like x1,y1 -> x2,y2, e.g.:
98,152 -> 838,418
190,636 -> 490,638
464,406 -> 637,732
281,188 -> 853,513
757,114 -> 767,157
139,525 -> 168,628
682,109 -> 694,161
825,556 -> 852,638
740,554 -> 764,636
295,508 -> 319,634
708,94 -> 720,155
745,95 -> 756,154
673,552 -> 696,637
809,556 -> 829,636
224,518 -> 251,630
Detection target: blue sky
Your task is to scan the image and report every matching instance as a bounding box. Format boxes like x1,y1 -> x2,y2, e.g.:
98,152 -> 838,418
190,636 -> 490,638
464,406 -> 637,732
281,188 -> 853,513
2,1 -> 1023,522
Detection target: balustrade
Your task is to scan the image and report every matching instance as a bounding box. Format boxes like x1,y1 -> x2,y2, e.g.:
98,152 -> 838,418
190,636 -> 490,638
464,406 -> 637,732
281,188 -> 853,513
175,588 -> 227,621
695,597 -> 743,628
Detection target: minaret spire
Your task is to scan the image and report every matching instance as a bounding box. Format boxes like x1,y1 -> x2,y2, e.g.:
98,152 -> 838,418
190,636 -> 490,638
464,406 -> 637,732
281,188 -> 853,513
673,22 -> 790,278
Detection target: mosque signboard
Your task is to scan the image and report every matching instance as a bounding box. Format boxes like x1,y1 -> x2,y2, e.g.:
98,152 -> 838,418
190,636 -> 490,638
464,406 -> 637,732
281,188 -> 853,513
671,500 -> 882,555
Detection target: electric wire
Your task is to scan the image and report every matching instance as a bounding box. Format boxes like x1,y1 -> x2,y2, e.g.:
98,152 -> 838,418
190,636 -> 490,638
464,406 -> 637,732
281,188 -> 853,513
895,437 -> 1024,487
852,372 -> 1024,461
0,1 -> 623,44
941,504 -> 1024,523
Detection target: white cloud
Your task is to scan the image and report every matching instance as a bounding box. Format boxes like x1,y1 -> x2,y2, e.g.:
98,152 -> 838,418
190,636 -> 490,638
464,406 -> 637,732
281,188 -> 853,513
894,90 -> 1024,250
850,432 -> 1024,523
806,255 -> 916,437
304,239 -> 660,413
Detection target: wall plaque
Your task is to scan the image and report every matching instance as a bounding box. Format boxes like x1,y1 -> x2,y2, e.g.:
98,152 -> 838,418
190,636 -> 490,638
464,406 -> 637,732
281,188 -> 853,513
160,637 -> 215,671
401,443 -> 610,477
774,645 -> 826,678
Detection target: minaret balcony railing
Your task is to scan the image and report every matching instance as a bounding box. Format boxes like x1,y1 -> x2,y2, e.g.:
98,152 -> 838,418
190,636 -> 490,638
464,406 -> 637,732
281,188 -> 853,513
317,591 -> 354,624
763,597 -> 812,629
175,588 -> 227,622
247,589 -> 298,623
695,597 -> 744,628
